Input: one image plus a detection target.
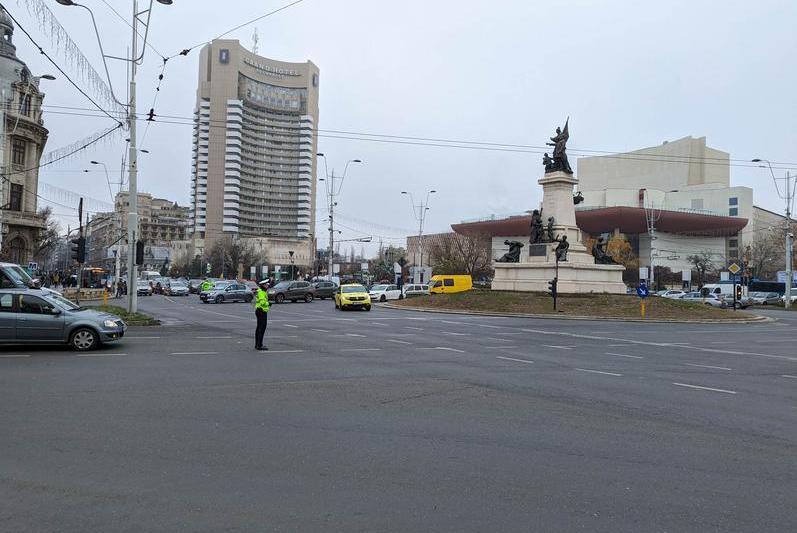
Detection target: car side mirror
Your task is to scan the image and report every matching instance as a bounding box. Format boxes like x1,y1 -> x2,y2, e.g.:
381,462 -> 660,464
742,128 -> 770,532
48,308 -> 62,316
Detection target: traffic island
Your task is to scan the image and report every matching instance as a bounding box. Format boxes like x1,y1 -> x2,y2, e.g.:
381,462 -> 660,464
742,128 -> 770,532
89,305 -> 160,326
388,290 -> 766,322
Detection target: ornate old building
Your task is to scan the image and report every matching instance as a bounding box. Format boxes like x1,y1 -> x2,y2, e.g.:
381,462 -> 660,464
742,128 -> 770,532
0,8 -> 49,265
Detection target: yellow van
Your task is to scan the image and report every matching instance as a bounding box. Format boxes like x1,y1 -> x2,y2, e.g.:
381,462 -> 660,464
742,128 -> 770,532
429,275 -> 473,294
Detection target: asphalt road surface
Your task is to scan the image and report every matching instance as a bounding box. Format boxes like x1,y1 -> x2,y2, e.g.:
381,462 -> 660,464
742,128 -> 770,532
1,295 -> 795,532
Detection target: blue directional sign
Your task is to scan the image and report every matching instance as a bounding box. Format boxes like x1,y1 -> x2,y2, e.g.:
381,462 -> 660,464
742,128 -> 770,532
636,285 -> 649,298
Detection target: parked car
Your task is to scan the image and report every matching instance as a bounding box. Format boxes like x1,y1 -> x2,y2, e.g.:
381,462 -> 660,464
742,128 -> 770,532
136,280 -> 152,296
679,292 -> 727,308
429,275 -> 473,294
781,293 -> 797,305
658,289 -> 686,299
243,280 -> 259,295
368,284 -> 402,302
267,280 -> 315,303
403,283 -> 430,298
334,284 -> 371,311
166,281 -> 189,296
0,288 -> 126,351
200,281 -> 252,304
312,280 -> 338,300
748,291 -> 782,305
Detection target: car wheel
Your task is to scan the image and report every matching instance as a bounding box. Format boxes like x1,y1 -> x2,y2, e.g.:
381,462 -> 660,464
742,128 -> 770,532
380,295 -> 387,303
365,305 -> 371,311
762,302 -> 767,306
70,327 -> 98,351
245,294 -> 253,303
733,302 -> 741,310
215,295 -> 224,304
304,293 -> 314,303
276,294 -> 285,304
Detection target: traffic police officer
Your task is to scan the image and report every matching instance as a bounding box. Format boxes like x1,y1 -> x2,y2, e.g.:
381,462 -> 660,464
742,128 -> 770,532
254,279 -> 270,350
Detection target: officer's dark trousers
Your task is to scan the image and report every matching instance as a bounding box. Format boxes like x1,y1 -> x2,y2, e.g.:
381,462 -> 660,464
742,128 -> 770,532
255,309 -> 268,348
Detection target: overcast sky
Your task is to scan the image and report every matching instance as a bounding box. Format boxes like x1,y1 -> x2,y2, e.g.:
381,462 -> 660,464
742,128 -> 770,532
9,0 -> 797,254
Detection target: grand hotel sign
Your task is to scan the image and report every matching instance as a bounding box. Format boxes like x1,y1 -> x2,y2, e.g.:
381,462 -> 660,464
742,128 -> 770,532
243,57 -> 301,78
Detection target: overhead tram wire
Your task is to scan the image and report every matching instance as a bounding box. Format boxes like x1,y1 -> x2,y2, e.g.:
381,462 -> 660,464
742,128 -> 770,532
98,0 -> 166,60
1,6 -> 124,127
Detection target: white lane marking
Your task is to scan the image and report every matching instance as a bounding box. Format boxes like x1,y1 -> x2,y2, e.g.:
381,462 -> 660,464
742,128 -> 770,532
484,346 -> 519,349
0,354 -> 31,358
442,332 -> 470,336
440,320 -> 466,325
77,352 -> 124,357
685,363 -> 732,371
608,343 -> 637,347
484,337 -> 514,343
519,328 -> 797,362
170,351 -> 218,355
497,332 -> 524,336
419,347 -> 465,353
605,352 -> 644,359
475,324 -> 503,329
386,339 -> 412,345
284,324 -> 299,328
709,341 -> 737,345
672,382 -> 737,395
263,350 -> 304,354
497,356 -> 534,364
781,375 -> 797,379
542,345 -> 574,350
197,336 -> 233,339
404,326 -> 424,331
341,348 -> 382,352
312,329 -> 330,333
575,368 -> 622,377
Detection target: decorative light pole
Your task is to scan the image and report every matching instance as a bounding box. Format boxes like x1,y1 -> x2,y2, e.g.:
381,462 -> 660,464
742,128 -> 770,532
401,189 -> 436,283
317,154 -> 361,280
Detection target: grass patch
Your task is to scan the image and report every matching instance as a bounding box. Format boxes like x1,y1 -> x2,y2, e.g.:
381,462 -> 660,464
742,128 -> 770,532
89,305 -> 160,326
392,289 -> 754,320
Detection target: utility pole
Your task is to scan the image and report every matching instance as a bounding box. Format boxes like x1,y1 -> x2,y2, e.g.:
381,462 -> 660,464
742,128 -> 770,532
316,154 -> 361,281
402,190 -> 436,284
644,202 -> 661,288
785,171 -> 794,309
126,0 -> 140,313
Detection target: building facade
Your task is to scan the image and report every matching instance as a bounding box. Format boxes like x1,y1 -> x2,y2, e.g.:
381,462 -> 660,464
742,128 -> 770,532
190,40 -> 319,260
88,191 -> 189,268
0,9 -> 49,265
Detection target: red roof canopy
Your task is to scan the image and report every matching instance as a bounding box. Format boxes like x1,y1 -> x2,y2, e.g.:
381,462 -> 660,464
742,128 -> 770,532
452,207 -> 747,238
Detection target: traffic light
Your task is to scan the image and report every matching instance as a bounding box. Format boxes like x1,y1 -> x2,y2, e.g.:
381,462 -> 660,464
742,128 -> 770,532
735,284 -> 742,301
135,240 -> 145,266
70,236 -> 86,264
548,277 -> 558,298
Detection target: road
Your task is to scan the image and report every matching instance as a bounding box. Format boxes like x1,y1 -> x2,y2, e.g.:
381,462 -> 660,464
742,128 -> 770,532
1,295 -> 795,532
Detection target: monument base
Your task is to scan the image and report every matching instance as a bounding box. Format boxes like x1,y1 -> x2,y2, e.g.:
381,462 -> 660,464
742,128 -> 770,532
492,252 -> 626,294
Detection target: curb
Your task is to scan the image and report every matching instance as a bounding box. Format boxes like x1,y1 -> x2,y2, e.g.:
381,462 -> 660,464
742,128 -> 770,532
381,303 -> 773,324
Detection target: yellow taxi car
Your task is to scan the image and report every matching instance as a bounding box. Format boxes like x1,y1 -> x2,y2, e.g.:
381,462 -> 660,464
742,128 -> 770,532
334,283 -> 372,311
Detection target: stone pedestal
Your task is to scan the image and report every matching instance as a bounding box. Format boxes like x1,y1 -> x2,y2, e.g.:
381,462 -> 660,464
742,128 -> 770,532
492,170 -> 626,294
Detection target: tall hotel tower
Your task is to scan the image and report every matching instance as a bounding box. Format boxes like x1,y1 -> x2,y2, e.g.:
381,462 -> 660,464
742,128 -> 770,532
190,40 -> 319,258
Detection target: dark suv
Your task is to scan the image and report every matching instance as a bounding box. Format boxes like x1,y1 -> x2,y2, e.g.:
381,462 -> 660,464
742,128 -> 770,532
312,281 -> 338,300
267,281 -> 315,303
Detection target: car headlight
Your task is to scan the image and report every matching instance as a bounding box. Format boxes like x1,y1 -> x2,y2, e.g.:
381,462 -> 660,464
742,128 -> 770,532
103,319 -> 118,328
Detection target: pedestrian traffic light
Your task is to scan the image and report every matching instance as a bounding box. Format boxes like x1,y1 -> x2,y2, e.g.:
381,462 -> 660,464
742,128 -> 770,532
735,284 -> 742,301
70,236 -> 86,264
135,240 -> 144,266
548,277 -> 558,299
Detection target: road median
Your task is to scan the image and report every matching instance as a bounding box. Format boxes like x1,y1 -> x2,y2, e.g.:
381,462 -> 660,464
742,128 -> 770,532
386,290 -> 770,323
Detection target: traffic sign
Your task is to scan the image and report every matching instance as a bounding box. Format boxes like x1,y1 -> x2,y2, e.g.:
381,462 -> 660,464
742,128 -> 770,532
728,263 -> 741,275
636,285 -> 649,298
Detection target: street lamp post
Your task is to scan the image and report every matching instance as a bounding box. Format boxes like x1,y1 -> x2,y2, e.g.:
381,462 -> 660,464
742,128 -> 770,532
317,154 -> 361,281
57,0 -> 172,313
753,158 -> 794,309
401,189 -> 436,284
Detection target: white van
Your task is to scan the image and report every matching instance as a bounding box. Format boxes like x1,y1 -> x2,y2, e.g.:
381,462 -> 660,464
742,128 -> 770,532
701,284 -> 734,298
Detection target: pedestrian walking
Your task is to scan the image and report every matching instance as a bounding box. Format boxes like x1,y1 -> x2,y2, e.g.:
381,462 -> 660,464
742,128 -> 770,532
254,279 -> 270,350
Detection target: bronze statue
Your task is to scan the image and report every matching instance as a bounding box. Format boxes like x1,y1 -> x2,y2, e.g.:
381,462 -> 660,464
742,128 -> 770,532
573,191 -> 584,205
591,237 -> 618,265
496,240 -> 524,263
554,235 -> 569,262
545,119 -> 573,174
545,216 -> 555,243
530,209 -> 544,244
543,152 -> 555,173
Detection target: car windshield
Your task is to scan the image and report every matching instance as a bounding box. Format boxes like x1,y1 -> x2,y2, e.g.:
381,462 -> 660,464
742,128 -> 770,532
171,282 -> 187,287
213,282 -> 230,289
342,285 -> 366,293
272,282 -> 291,290
370,285 -> 387,291
137,281 -> 149,287
3,265 -> 35,287
43,291 -> 80,311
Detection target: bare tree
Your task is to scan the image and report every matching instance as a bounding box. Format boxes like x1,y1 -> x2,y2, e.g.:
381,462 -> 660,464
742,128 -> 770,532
686,250 -> 716,288
33,207 -> 61,265
429,233 -> 492,280
745,227 -> 785,280
207,237 -> 257,279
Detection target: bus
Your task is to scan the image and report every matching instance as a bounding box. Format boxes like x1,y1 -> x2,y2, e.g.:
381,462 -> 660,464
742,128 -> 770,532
81,268 -> 109,289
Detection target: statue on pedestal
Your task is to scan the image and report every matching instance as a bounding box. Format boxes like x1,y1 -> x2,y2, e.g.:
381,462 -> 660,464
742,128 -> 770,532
591,237 -> 618,265
529,209 -> 544,244
544,118 -> 573,174
573,191 -> 584,205
495,240 -> 524,263
545,217 -> 555,243
554,235 -> 569,262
